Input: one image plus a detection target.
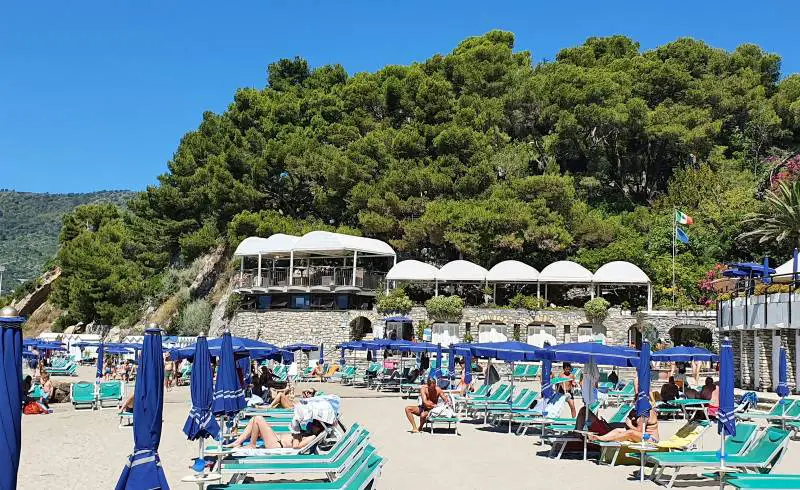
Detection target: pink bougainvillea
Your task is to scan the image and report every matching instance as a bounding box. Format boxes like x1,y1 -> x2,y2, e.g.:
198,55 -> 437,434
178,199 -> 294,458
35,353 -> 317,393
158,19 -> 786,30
771,154 -> 800,188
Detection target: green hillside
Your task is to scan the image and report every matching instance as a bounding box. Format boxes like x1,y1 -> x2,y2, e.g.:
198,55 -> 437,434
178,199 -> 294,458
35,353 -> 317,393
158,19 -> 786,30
0,190 -> 134,294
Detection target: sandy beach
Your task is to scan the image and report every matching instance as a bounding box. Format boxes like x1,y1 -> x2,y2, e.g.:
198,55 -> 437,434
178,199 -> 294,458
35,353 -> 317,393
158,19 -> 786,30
18,365 -> 800,490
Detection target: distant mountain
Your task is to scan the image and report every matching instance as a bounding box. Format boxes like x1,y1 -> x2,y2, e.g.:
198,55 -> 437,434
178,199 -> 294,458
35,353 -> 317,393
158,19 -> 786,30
0,190 -> 135,294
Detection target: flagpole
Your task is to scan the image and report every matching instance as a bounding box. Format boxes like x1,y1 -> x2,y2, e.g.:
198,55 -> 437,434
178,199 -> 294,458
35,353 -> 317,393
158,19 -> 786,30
672,208 -> 676,307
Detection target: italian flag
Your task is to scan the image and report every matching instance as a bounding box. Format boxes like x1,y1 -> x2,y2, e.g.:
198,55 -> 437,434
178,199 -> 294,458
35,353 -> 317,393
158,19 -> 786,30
675,210 -> 693,225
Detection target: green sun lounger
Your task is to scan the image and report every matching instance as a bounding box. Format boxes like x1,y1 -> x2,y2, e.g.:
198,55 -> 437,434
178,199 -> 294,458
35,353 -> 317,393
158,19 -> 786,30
208,449 -> 385,490
46,362 -> 78,376
646,425 -> 784,489
607,381 -> 634,401
222,430 -> 370,476
224,425 -> 364,463
704,474 -> 800,489
71,381 -> 96,410
738,399 -> 797,420
97,380 -> 123,409
466,384 -> 511,409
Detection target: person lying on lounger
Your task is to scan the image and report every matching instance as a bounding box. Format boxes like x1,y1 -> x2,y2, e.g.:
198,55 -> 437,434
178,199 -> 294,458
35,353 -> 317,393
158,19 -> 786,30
226,415 -> 324,449
404,377 -> 450,433
270,388 -> 316,409
586,407 -> 659,443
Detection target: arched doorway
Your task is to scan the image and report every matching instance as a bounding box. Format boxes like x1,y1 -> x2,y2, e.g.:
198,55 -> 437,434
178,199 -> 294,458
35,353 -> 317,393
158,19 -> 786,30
477,321 -> 508,343
627,326 -> 642,349
350,316 -> 373,341
527,322 -> 557,347
668,325 -> 713,351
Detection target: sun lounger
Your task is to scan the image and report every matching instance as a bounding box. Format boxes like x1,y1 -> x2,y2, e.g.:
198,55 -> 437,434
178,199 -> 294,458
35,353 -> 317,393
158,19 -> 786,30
46,361 -> 78,376
544,403 -> 633,456
738,399 -> 797,421
71,381 -> 96,410
208,447 -> 385,490
223,425 -> 363,466
97,380 -> 124,410
645,425 -> 782,489
596,420 -> 712,466
704,473 -> 800,489
607,381 -> 635,402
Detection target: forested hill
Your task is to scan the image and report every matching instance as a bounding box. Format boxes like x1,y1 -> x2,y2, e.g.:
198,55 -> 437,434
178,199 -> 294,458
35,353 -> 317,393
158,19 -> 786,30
0,190 -> 133,290
42,31 -> 800,328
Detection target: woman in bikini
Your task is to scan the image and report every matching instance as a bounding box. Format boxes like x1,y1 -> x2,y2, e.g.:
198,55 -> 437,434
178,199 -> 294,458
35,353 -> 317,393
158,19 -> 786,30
588,407 -> 660,443
227,416 -> 324,449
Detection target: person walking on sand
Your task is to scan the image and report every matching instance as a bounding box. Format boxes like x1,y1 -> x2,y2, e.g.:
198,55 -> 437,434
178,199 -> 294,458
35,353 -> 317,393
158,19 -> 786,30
164,353 -> 175,391
404,377 -> 449,433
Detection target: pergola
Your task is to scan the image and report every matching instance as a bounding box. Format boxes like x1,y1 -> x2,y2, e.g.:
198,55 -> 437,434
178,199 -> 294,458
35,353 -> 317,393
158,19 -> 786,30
593,261 -> 652,311
537,260 -> 594,301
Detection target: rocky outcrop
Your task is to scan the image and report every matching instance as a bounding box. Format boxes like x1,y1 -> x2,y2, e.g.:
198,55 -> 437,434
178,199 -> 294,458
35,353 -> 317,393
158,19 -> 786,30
13,267 -> 61,317
189,245 -> 226,299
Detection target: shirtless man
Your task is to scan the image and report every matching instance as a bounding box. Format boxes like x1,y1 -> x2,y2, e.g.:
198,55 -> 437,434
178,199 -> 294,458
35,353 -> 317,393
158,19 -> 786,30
558,362 -> 577,418
164,353 -> 175,391
404,377 -> 449,433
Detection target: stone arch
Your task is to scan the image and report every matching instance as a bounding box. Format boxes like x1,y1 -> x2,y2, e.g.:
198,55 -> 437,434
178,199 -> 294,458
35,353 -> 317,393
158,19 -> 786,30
477,320 -> 508,343
349,316 -> 373,341
627,325 -> 642,349
668,324 -> 714,350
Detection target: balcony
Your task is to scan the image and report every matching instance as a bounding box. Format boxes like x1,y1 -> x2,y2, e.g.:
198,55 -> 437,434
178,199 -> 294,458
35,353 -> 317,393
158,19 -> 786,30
234,267 -> 386,292
718,293 -> 800,330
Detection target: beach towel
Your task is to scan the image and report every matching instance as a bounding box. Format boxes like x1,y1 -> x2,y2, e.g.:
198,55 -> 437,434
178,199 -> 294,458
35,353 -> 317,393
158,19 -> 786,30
246,394 -> 264,407
290,394 -> 340,434
429,402 -> 455,418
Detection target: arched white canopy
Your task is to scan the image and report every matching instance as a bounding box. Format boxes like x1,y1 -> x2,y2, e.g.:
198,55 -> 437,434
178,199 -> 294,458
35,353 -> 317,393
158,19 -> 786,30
593,261 -> 651,285
436,260 -> 488,282
292,231 -> 395,257
233,234 -> 300,257
538,260 -> 593,283
386,260 -> 439,281
486,260 -> 540,283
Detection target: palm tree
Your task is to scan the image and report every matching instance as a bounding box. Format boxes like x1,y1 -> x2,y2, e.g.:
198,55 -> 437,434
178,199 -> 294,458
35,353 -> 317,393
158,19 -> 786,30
741,180 -> 800,248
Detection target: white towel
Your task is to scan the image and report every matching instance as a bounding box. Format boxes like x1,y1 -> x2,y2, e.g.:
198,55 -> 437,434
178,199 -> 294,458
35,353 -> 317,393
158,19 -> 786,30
583,358 -> 600,407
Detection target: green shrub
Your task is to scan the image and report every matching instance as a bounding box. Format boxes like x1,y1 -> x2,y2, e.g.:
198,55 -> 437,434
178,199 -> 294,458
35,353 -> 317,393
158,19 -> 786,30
376,288 -> 413,314
425,295 -> 464,321
767,284 -> 790,294
225,292 -> 242,318
176,299 -> 212,336
416,320 -> 431,341
584,297 -> 610,325
512,324 -> 521,341
508,293 -> 544,310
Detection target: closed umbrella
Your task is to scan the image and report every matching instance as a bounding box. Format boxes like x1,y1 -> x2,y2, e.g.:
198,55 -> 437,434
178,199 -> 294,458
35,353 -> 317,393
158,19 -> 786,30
717,338 -> 736,487
463,350 -> 472,385
115,327 -> 169,490
635,340 -> 652,484
777,346 -> 789,429
319,343 -> 324,365
339,346 -> 346,366
212,331 -> 246,417
96,342 -> 105,381
541,359 -> 553,399
0,308 -> 24,490
183,335 -> 220,441
448,345 -> 456,384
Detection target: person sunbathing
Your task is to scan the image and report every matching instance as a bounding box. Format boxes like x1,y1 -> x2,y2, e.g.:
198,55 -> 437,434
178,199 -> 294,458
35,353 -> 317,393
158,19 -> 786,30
587,408 -> 659,443
39,373 -> 54,408
227,415 -> 324,449
309,361 -> 325,382
270,388 -> 316,409
118,393 -> 135,413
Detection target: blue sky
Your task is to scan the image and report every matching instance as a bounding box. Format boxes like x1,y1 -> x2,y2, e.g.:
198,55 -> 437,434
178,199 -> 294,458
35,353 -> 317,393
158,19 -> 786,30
2,1 -> 798,193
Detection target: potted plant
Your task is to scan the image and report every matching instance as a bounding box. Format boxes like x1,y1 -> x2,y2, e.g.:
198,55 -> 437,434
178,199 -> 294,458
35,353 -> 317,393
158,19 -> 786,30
424,295 -> 464,322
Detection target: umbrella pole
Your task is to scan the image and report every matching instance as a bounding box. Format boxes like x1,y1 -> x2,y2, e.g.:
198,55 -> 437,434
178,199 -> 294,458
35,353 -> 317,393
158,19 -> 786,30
719,431 -> 726,490
509,361 -> 514,433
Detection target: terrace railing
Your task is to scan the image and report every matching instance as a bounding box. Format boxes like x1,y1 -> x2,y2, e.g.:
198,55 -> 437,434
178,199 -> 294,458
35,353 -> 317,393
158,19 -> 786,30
235,267 -> 386,290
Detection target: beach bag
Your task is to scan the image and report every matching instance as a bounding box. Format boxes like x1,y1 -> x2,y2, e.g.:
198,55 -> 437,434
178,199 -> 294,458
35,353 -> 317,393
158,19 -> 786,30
23,401 -> 46,415
589,417 -> 612,436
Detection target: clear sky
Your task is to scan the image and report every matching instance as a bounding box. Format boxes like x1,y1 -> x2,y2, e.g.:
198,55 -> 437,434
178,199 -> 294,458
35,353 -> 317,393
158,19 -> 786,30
2,1 -> 798,193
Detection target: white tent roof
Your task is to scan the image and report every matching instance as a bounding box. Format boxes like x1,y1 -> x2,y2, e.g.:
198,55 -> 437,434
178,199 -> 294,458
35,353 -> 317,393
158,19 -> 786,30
776,258 -> 795,276
233,234 -> 300,257
486,260 -> 540,282
436,260 -> 488,282
291,231 -> 395,257
386,260 -> 439,281
538,260 -> 593,283
593,261 -> 650,284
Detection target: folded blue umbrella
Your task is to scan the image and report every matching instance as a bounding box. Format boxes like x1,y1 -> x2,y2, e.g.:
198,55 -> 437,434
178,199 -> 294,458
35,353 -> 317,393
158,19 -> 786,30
283,343 -> 319,352
183,335 -> 220,441
541,359 -> 553,399
777,346 -> 789,398
463,350 -> 472,385
115,327 -> 169,490
0,313 -> 24,490
96,342 -> 105,380
212,331 -> 246,416
718,339 -> 737,442
319,343 -> 324,364
447,345 -> 456,376
636,340 -> 652,418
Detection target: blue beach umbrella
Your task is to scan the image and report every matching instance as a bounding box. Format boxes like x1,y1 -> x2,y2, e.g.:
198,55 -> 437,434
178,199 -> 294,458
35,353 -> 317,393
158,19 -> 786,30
319,343 -> 324,364
183,335 -> 220,441
283,343 -> 318,352
236,356 -> 251,388
718,338 -> 736,470
636,340 -> 652,419
430,343 -> 443,379
339,346 -> 346,366
651,346 -> 719,363
541,359 -> 553,399
447,345 -> 456,378
115,327 -> 169,490
212,331 -> 246,416
96,342 -> 105,380
777,347 -> 789,398
0,310 -> 24,490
